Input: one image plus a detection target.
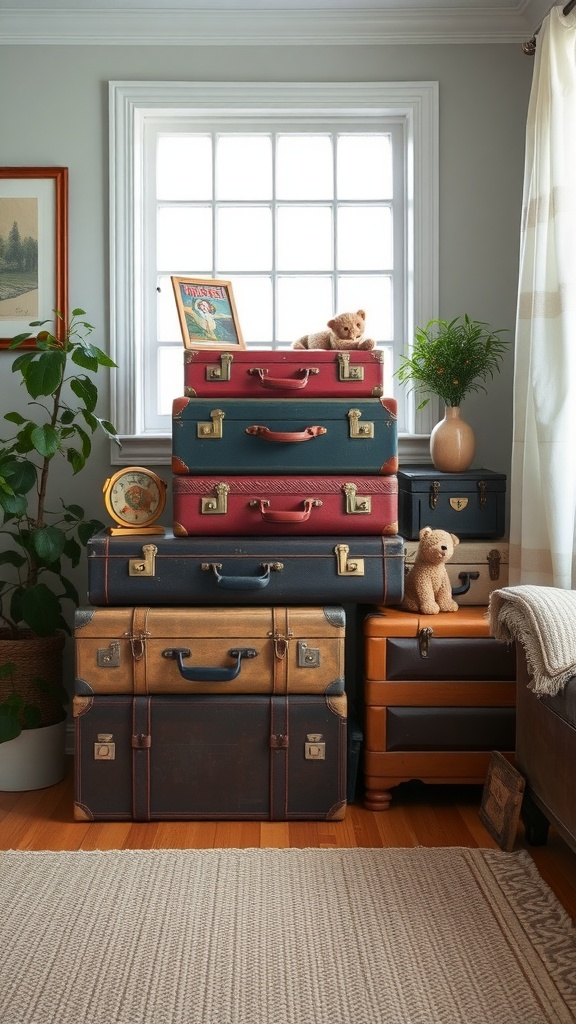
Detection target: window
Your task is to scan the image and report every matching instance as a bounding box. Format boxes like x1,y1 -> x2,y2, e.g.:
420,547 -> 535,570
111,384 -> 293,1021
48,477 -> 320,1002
109,81 -> 439,464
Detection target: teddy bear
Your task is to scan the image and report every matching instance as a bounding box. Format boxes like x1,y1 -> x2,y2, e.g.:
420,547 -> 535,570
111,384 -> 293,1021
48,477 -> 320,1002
401,526 -> 460,615
292,310 -> 375,351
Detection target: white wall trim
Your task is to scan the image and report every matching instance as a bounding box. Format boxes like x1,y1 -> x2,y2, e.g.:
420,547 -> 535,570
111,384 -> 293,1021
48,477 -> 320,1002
109,79 -> 439,464
0,6 -> 543,46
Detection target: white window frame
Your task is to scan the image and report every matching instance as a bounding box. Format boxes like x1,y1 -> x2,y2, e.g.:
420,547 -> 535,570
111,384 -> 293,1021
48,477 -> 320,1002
109,80 -> 439,465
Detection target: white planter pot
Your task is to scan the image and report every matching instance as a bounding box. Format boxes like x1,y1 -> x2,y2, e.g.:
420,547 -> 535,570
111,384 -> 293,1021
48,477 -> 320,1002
0,720 -> 67,791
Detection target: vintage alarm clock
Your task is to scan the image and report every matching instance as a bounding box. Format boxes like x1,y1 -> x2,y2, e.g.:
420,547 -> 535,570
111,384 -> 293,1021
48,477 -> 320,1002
103,466 -> 167,535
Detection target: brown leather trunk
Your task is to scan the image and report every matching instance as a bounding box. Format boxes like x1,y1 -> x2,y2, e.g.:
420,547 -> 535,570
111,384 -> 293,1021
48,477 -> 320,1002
73,692 -> 347,821
74,605 -> 345,696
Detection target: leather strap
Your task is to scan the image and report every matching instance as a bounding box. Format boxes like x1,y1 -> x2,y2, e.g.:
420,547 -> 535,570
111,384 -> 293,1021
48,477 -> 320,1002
272,608 -> 288,695
270,696 -> 289,820
130,607 -> 150,694
132,696 -> 151,821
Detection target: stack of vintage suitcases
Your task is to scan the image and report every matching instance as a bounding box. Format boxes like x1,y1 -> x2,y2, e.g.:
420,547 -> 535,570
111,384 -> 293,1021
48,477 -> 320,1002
73,347 -> 405,822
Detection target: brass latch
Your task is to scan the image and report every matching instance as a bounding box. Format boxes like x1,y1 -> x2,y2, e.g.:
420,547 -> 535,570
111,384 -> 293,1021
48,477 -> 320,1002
418,626 -> 434,658
94,734 -> 115,760
196,408 -> 225,438
271,734 -> 288,749
201,482 -> 230,515
205,352 -> 233,381
487,548 -> 502,580
478,480 -> 487,507
305,734 -> 325,760
342,482 -> 371,514
337,352 -> 364,382
429,481 -> 440,509
449,497 -> 469,512
96,641 -> 120,668
129,543 -> 157,577
347,408 -> 374,439
268,629 -> 294,659
297,641 -> 321,668
334,543 -> 365,576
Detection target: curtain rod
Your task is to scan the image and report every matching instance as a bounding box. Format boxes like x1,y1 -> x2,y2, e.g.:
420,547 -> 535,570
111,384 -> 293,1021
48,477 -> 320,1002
523,0 -> 576,54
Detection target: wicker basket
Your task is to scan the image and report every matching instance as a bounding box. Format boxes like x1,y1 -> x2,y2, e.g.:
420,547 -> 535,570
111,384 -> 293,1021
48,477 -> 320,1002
0,630 -> 66,728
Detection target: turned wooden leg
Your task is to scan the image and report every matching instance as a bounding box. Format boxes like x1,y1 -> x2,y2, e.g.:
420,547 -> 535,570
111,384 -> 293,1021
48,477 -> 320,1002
364,785 -> 393,811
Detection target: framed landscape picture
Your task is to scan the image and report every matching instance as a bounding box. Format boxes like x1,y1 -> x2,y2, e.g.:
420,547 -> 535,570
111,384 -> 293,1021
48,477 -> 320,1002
0,167 -> 68,348
171,276 -> 244,350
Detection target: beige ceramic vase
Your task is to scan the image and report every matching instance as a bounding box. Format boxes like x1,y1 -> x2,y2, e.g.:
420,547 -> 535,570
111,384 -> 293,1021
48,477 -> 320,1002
430,405 -> 475,472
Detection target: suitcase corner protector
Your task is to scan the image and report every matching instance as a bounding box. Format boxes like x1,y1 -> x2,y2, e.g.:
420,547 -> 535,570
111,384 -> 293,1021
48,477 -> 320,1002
327,800 -> 347,820
73,802 -> 94,821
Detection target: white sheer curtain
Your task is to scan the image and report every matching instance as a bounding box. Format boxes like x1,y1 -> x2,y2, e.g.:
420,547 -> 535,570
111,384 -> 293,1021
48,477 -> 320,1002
510,5 -> 576,587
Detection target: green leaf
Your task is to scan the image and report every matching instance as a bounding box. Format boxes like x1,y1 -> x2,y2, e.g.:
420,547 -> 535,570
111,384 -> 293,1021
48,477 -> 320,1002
63,535 -> 82,568
0,492 -> 28,517
20,584 -> 68,637
60,410 -> 75,425
59,574 -> 80,605
78,519 -> 104,545
70,375 -> 98,412
31,424 -> 61,459
72,424 -> 92,459
2,459 -> 36,494
81,409 -> 98,432
35,677 -> 69,709
21,351 -> 66,399
4,412 -> 27,426
71,348 -> 98,373
0,662 -> 16,680
30,525 -> 67,563
0,703 -> 23,743
11,351 -> 36,374
62,503 -> 85,520
22,704 -> 42,729
66,448 -> 86,475
0,551 -> 26,569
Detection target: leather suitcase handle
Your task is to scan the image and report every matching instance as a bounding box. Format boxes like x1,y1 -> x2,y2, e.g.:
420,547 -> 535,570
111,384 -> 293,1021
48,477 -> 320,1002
250,498 -> 322,523
249,368 -> 315,390
162,646 -> 258,681
451,571 -> 480,596
245,424 -> 327,443
201,560 -> 283,590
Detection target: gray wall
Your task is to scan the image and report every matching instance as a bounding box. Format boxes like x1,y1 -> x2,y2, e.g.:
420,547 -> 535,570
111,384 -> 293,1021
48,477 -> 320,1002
0,42 -> 532,679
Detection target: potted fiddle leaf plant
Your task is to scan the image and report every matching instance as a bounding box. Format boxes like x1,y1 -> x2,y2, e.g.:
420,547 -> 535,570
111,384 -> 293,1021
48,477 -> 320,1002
0,308 -> 119,789
395,314 -> 510,472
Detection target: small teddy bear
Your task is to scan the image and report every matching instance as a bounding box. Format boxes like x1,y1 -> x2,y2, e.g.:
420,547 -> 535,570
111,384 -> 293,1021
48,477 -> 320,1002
401,526 -> 460,615
292,310 -> 375,351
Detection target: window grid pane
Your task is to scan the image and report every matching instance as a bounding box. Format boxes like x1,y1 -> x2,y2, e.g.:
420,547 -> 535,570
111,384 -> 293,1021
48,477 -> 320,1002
162,130 -> 398,353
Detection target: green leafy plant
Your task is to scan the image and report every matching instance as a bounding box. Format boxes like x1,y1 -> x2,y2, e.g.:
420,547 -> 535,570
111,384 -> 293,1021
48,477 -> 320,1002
395,315 -> 510,409
0,308 -> 119,742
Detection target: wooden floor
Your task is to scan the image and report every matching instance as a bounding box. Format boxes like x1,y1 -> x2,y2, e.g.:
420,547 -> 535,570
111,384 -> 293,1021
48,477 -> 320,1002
1,758 -> 575,920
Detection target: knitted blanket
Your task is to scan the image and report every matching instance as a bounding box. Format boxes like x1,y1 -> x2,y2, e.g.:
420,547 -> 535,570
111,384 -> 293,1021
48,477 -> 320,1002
488,585 -> 576,696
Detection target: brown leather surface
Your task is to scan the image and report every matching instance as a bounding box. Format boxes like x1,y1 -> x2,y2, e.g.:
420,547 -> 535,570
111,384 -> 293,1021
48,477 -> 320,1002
75,606 -> 345,696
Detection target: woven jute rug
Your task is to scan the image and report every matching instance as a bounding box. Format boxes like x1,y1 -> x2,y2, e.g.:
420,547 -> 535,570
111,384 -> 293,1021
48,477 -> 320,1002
0,846 -> 574,1024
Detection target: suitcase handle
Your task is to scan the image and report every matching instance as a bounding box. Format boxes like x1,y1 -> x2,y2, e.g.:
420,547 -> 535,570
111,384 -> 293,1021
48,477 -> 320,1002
249,498 -> 322,523
201,560 -> 283,590
451,571 -> 480,596
245,424 -> 327,443
162,646 -> 258,681
248,367 -> 316,390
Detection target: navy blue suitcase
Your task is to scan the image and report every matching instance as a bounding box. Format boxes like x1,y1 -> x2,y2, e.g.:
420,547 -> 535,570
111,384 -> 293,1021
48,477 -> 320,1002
86,530 -> 405,607
172,396 -> 398,476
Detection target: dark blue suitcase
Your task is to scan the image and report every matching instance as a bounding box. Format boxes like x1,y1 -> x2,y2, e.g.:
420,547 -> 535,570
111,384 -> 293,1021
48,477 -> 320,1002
172,396 -> 398,476
86,529 -> 405,607
397,466 -> 506,539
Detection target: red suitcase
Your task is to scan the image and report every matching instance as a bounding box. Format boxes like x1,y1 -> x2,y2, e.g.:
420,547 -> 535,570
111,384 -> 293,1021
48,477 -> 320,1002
73,692 -> 347,821
173,474 -> 398,536
183,348 -> 386,399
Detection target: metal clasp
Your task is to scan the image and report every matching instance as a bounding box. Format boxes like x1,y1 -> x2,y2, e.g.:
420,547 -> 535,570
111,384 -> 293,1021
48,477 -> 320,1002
334,543 -> 365,576
487,548 -> 502,580
305,734 -> 325,759
129,543 -> 157,577
347,408 -> 374,439
96,642 -> 121,668
478,480 -> 487,507
201,482 -> 230,515
297,641 -> 321,668
449,497 -> 469,512
418,626 -> 434,658
268,629 -> 294,659
429,481 -> 440,510
197,408 -> 225,438
206,353 -> 233,382
337,352 -> 364,381
94,734 -> 115,760
342,482 -> 371,514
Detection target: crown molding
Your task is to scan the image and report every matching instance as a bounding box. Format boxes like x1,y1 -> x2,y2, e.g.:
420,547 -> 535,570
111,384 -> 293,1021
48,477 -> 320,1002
0,6 -> 543,46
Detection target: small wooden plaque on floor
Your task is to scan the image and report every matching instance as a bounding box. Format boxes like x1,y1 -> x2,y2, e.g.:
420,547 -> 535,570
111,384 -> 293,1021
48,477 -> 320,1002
479,751 -> 526,852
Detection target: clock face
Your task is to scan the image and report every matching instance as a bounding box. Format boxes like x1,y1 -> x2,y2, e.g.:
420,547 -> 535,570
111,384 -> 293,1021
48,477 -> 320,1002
105,468 -> 166,528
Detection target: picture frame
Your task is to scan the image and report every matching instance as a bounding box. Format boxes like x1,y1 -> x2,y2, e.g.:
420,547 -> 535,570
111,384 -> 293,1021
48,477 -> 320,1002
479,750 -> 526,852
171,276 -> 245,350
0,167 -> 68,349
